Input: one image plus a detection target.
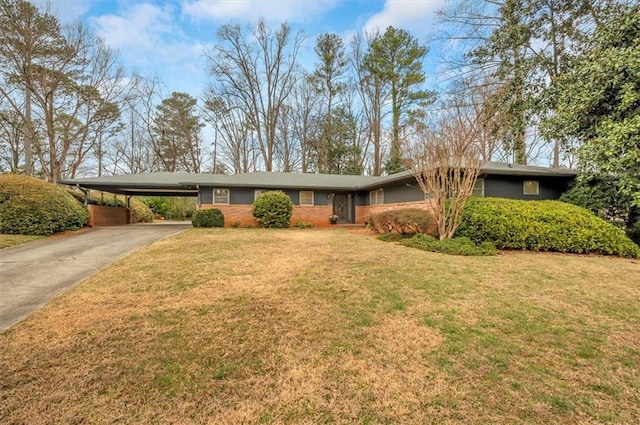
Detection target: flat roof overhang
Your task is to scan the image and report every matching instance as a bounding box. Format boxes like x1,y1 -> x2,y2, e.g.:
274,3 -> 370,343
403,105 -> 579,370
61,182 -> 198,197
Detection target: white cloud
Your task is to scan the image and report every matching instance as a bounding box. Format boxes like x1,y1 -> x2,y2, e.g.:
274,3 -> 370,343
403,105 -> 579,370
364,0 -> 445,36
89,3 -> 211,96
182,0 -> 340,23
90,3 -> 177,52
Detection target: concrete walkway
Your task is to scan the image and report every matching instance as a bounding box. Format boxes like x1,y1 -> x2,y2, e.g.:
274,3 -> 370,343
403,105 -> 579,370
0,222 -> 191,333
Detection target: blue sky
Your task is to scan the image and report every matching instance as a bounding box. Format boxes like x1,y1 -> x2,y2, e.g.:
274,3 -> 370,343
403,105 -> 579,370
34,0 -> 448,98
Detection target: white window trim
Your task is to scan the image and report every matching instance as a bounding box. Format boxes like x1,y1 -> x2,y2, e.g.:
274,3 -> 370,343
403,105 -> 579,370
254,189 -> 266,201
369,188 -> 384,205
212,188 -> 229,205
299,190 -> 314,206
473,178 -> 485,197
523,180 -> 539,195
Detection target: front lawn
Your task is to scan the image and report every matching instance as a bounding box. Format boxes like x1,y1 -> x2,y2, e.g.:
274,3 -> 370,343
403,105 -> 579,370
1,228 -> 639,423
0,234 -> 44,249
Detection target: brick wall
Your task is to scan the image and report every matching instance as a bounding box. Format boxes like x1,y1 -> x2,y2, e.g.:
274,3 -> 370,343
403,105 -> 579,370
200,201 -> 437,228
87,205 -> 131,226
199,204 -> 336,227
200,205 -> 254,227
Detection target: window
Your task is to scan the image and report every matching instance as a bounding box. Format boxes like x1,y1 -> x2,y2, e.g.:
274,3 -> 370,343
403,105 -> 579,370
213,188 -> 229,204
254,189 -> 266,200
473,178 -> 485,197
523,180 -> 539,195
369,189 -> 384,205
299,191 -> 314,206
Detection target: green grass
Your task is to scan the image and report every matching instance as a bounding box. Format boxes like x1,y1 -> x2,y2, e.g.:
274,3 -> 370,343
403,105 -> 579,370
0,233 -> 44,248
1,228 -> 639,424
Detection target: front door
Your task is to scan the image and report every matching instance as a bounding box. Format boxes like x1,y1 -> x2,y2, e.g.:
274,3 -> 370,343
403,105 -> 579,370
333,193 -> 351,223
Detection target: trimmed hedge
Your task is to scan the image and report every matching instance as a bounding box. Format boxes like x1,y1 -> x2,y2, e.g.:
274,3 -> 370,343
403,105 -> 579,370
252,191 -> 293,228
401,234 -> 498,256
66,188 -> 153,223
0,174 -> 89,235
192,208 -> 224,228
367,208 -> 436,236
456,197 -> 640,257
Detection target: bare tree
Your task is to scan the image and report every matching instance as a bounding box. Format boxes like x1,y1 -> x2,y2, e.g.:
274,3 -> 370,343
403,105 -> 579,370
409,96 -> 487,240
350,31 -> 389,176
206,21 -> 304,171
203,90 -> 259,174
286,75 -> 320,173
0,109 -> 25,172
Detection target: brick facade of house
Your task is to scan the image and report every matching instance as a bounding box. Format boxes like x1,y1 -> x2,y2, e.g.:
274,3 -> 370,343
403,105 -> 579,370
200,204 -> 338,227
199,200 -> 436,228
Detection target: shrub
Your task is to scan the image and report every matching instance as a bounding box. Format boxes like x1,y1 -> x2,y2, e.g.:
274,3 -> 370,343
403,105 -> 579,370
560,176 -> 640,246
457,197 -> 640,257
252,191 -> 293,228
191,208 -> 224,228
0,174 -> 89,235
367,208 -> 436,236
294,221 -> 314,229
377,232 -> 404,242
142,197 -> 169,217
399,233 -> 498,256
66,188 -> 153,223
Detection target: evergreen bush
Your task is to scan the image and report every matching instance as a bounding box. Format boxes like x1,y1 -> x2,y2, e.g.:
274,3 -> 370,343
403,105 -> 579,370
191,208 -> 224,228
399,234 -> 498,256
252,191 -> 293,228
457,197 -> 640,257
0,174 -> 89,235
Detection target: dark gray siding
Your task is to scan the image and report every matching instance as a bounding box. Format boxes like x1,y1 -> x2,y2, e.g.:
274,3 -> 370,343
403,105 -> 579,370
361,183 -> 423,206
383,184 -> 424,204
484,176 -> 570,200
198,186 -> 332,205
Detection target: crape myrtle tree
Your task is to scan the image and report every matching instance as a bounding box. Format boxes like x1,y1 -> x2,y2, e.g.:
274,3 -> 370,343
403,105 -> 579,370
408,93 -> 488,240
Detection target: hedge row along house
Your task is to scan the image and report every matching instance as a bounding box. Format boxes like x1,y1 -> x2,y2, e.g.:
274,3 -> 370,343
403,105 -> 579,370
61,162 -> 576,227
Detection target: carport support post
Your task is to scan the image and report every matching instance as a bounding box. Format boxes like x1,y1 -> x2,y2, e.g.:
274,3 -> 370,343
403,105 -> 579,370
126,196 -> 132,224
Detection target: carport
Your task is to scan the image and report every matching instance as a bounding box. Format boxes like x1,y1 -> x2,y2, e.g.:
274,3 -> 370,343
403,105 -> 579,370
60,172 -> 201,226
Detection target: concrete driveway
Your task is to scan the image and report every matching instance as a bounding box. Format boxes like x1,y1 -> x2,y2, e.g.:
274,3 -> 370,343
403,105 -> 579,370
0,222 -> 191,333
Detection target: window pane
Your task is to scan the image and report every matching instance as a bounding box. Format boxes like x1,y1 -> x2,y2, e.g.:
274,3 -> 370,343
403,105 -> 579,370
369,189 -> 383,205
213,188 -> 229,204
300,191 -> 314,206
523,180 -> 539,195
472,179 -> 484,197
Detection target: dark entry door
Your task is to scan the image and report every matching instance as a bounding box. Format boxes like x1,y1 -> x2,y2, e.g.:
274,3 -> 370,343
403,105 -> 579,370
333,194 -> 349,222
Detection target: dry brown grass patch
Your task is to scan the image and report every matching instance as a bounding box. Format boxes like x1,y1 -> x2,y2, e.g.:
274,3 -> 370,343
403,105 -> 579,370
1,228 -> 639,424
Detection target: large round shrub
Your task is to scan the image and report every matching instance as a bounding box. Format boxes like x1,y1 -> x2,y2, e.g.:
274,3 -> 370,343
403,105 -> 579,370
456,197 -> 640,257
368,208 -> 436,236
0,174 -> 89,235
191,208 -> 224,228
252,190 -> 293,228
